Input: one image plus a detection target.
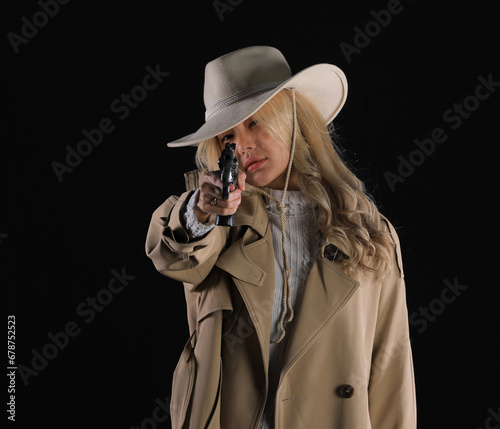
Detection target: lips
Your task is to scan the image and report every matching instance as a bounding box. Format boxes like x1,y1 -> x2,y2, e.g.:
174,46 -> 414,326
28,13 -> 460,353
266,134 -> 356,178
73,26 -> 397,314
245,157 -> 266,172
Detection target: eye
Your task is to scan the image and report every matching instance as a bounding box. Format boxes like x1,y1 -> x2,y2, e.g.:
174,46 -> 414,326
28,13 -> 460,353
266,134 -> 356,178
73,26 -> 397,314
221,134 -> 234,142
249,120 -> 258,128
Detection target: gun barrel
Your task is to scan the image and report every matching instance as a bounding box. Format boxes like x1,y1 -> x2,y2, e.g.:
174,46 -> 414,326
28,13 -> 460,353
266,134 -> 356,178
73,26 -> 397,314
215,143 -> 238,227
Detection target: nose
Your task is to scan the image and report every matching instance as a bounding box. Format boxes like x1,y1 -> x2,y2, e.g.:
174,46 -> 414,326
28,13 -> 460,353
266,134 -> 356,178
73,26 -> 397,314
234,127 -> 255,154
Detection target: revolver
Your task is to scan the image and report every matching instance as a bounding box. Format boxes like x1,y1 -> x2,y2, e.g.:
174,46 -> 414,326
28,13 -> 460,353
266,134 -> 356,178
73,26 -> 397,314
215,142 -> 239,227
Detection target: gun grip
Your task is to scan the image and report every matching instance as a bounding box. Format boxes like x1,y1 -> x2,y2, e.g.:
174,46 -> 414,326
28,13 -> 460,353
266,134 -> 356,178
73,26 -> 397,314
215,214 -> 235,227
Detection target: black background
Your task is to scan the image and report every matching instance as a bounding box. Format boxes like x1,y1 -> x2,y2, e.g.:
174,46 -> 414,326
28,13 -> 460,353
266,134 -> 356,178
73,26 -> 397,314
4,0 -> 499,428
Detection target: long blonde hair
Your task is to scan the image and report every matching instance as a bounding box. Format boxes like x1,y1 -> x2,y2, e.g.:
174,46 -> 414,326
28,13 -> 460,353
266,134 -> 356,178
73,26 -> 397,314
196,89 -> 394,277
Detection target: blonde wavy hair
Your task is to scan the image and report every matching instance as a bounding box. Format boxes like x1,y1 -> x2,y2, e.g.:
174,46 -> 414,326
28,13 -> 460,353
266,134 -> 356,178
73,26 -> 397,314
196,89 -> 394,277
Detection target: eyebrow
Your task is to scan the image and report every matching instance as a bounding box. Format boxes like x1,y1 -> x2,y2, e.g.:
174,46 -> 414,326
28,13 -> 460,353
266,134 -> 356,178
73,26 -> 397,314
218,118 -> 256,141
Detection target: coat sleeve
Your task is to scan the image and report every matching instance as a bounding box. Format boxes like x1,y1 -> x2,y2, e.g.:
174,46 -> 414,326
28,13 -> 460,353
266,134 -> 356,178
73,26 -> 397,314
145,190 -> 229,290
368,220 -> 417,429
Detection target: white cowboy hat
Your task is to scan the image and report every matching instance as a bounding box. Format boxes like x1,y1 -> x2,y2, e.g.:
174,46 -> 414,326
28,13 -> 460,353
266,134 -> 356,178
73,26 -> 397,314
167,45 -> 348,147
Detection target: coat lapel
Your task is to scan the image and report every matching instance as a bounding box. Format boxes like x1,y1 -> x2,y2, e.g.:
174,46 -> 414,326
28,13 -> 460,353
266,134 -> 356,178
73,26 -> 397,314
281,254 -> 360,375
214,191 -> 360,379
215,192 -> 276,367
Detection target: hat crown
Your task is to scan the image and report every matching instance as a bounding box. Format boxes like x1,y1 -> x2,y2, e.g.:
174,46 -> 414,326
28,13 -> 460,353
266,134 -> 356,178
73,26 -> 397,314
203,46 -> 292,117
167,45 -> 347,147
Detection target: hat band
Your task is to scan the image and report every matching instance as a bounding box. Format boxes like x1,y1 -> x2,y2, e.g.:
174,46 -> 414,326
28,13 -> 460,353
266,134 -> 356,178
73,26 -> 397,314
205,81 -> 283,121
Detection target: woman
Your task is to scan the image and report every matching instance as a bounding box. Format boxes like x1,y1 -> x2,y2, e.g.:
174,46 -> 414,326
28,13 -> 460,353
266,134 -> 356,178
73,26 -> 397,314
146,46 -> 416,429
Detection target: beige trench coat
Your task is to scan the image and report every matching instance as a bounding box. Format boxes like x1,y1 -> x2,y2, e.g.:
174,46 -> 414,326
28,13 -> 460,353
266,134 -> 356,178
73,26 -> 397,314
145,171 -> 417,429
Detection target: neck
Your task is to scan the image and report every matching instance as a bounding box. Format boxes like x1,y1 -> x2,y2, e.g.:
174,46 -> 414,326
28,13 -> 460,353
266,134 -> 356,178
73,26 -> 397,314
265,170 -> 300,191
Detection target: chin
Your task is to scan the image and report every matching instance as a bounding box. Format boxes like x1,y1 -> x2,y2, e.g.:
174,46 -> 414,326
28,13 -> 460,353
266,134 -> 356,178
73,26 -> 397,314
246,174 -> 272,188
251,173 -> 287,189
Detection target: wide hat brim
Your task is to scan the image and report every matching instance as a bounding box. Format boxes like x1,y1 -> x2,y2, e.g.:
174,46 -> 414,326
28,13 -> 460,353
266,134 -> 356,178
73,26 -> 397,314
167,63 -> 347,148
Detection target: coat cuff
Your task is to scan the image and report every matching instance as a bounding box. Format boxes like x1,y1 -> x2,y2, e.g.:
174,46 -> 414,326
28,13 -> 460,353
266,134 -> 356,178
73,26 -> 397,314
183,189 -> 216,239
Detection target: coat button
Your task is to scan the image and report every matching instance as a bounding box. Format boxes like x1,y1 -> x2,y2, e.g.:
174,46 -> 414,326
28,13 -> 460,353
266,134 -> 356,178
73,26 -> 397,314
338,384 -> 355,398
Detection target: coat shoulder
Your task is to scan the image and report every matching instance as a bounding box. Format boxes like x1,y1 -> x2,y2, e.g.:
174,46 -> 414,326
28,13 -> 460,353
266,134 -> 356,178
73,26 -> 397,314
379,215 -> 405,279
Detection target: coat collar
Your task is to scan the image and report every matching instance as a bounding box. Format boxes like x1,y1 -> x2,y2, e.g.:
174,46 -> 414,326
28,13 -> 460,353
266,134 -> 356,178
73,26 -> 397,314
234,189 -> 269,237
215,191 -> 271,286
